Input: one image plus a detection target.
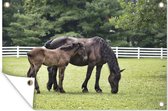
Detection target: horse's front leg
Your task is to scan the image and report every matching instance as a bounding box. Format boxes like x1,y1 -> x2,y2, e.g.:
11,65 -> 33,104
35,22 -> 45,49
58,66 -> 66,93
95,64 -> 103,93
82,63 -> 95,93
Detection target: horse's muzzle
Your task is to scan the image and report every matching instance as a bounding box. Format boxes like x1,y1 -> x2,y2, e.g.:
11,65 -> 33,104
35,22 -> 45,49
111,88 -> 118,94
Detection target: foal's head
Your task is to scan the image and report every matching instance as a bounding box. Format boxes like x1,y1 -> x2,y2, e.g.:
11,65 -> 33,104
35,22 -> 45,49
75,43 -> 88,60
60,42 -> 87,60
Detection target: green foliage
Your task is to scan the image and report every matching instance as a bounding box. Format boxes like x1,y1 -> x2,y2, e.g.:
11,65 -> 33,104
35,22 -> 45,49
3,0 -> 167,47
3,57 -> 167,110
80,0 -> 120,37
51,32 -> 82,39
110,0 -> 167,47
111,40 -> 130,47
3,0 -> 24,45
7,13 -> 43,46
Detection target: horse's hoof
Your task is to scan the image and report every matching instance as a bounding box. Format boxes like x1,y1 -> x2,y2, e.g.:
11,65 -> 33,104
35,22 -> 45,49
47,86 -> 51,91
37,90 -> 40,94
111,90 -> 118,94
47,83 -> 52,91
96,89 -> 102,93
59,89 -> 66,93
60,90 -> 66,93
57,88 -> 66,93
82,89 -> 89,93
54,87 -> 60,92
53,85 -> 59,91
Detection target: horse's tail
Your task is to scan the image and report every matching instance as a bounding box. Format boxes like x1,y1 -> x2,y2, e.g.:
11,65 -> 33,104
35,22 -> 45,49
44,39 -> 53,49
99,38 -> 120,74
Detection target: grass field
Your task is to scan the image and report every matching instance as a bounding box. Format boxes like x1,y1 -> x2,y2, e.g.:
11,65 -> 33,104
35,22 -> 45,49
2,57 -> 167,110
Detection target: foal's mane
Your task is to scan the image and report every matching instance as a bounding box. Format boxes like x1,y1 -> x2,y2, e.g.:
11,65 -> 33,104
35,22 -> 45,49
60,44 -> 74,51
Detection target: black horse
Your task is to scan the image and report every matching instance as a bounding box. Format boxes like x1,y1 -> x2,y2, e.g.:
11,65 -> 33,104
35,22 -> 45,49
44,36 -> 124,93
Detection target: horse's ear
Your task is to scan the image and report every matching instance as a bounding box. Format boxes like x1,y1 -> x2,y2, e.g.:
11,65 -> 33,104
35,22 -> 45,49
120,69 -> 125,73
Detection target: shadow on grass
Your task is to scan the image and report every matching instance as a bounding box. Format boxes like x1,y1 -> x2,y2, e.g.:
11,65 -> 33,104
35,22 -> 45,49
36,90 -> 127,96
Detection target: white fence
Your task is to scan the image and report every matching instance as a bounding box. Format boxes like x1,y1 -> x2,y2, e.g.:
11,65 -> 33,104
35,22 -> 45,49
2,46 -> 167,59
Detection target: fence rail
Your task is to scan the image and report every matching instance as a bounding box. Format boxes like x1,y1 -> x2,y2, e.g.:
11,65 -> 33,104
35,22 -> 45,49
2,46 -> 167,59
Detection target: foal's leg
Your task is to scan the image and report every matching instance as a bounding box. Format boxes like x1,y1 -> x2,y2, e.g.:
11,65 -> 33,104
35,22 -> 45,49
95,64 -> 103,93
27,67 -> 31,77
27,65 -> 40,93
33,65 -> 41,94
58,66 -> 66,93
47,66 -> 58,91
82,64 -> 95,93
35,77 -> 40,94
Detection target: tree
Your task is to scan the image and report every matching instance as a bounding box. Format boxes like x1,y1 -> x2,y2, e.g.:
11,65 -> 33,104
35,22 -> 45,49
4,0 -> 166,47
79,0 -> 121,39
109,0 -> 167,47
7,0 -> 89,46
3,0 -> 24,46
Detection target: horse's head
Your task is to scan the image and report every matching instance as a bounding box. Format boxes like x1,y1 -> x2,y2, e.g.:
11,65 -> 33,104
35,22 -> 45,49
109,69 -> 125,94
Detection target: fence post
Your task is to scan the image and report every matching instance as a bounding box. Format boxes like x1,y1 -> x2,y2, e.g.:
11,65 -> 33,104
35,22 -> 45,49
17,46 -> 19,58
116,47 -> 118,58
137,47 -> 140,59
161,47 -> 163,59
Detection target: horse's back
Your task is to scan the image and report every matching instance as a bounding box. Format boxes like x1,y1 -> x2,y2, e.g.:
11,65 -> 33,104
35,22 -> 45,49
44,36 -> 108,65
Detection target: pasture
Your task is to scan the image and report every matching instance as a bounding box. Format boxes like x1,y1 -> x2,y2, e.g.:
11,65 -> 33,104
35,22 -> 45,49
2,57 -> 167,110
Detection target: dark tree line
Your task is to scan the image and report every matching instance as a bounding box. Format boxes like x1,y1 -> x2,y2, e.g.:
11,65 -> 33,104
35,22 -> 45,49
3,0 -> 167,47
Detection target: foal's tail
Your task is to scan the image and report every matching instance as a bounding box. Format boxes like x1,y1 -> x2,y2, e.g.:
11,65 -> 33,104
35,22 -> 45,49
27,51 -> 32,57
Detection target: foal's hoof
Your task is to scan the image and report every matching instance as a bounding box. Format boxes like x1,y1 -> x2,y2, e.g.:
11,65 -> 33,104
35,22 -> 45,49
82,88 -> 89,93
95,88 -> 102,93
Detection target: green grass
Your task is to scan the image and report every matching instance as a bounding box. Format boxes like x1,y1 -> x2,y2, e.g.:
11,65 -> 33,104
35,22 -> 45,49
2,57 -> 167,110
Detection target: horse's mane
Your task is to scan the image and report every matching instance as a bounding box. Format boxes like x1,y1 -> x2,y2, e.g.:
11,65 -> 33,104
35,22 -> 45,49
44,39 -> 53,49
44,36 -> 76,49
93,36 -> 121,75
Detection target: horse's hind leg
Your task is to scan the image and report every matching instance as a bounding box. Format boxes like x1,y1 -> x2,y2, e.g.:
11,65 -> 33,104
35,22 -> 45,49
47,67 -> 52,91
47,66 -> 58,91
52,66 -> 59,91
82,64 -> 95,93
95,64 -> 103,93
58,66 -> 66,93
